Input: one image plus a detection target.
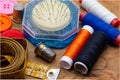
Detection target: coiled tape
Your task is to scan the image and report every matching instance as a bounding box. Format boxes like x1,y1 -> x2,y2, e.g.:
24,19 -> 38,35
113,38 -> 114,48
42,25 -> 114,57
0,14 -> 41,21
0,37 -> 28,79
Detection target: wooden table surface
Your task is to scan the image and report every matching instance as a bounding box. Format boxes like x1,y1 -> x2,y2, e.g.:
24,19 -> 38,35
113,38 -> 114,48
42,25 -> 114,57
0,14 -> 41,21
13,0 -> 120,80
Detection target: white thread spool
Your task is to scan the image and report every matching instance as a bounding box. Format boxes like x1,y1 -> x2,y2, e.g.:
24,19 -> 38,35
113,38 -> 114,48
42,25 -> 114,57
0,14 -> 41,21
80,0 -> 120,28
32,0 -> 71,31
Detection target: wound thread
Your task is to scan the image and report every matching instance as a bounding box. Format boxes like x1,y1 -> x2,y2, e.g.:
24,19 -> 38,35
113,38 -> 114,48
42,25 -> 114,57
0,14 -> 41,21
60,25 -> 94,69
74,31 -> 108,74
80,12 -> 120,46
80,0 -> 120,28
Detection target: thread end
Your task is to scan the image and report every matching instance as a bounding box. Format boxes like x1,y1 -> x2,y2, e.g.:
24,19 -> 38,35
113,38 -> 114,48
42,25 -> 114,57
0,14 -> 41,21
80,11 -> 87,21
74,62 -> 88,75
60,56 -> 73,69
110,18 -> 120,28
115,34 -> 120,46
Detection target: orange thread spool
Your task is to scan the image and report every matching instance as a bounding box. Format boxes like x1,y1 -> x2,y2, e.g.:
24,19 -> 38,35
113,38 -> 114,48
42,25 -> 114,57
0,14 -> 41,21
60,25 -> 94,69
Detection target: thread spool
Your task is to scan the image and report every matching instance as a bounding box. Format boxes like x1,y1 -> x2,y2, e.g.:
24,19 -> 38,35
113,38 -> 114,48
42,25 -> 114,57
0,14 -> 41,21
60,25 -> 94,69
79,0 -> 120,28
34,42 -> 56,62
74,31 -> 108,74
80,12 -> 120,46
12,3 -> 24,23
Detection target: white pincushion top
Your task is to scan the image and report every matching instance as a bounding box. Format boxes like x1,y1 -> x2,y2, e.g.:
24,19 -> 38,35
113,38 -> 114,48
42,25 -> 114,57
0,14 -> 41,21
32,0 -> 71,31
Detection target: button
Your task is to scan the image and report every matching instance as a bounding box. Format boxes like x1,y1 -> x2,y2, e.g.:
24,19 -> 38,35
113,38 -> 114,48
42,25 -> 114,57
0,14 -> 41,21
1,29 -> 24,38
0,14 -> 12,32
0,0 -> 17,15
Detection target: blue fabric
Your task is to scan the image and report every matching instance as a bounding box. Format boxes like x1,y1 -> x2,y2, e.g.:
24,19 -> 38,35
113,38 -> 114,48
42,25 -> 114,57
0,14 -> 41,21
82,13 -> 120,42
24,30 -> 77,49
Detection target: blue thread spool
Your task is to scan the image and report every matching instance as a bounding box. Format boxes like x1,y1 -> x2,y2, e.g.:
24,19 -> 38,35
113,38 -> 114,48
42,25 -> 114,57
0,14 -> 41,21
80,12 -> 120,46
23,0 -> 79,48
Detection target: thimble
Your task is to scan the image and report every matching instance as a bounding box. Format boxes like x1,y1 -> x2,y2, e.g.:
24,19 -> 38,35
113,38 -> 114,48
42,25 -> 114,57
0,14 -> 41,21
34,42 -> 56,62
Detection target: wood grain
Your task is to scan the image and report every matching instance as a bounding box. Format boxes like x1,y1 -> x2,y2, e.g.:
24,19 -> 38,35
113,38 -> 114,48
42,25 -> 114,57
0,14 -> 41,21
13,0 -> 120,79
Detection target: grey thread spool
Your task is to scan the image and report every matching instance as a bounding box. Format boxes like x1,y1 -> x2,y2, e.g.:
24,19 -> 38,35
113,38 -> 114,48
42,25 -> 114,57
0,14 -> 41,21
34,42 -> 56,62
12,3 -> 24,23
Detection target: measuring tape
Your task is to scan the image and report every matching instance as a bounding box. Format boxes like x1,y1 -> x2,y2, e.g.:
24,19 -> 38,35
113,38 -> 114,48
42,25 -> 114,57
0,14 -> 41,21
26,61 -> 60,80
0,37 -> 28,79
0,37 -> 60,79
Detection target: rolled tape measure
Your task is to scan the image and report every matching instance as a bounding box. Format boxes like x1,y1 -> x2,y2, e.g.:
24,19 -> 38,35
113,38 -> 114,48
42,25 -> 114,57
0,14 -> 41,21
0,38 -> 60,79
0,14 -> 12,32
0,37 -> 28,79
1,29 -> 24,38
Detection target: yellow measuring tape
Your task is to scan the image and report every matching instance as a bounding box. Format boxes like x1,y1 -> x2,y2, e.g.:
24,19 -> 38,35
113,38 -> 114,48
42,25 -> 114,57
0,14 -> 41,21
0,37 -> 28,79
0,37 -> 60,79
26,61 -> 50,79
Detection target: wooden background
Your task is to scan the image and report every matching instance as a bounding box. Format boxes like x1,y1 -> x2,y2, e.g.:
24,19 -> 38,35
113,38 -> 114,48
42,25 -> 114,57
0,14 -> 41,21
13,0 -> 120,80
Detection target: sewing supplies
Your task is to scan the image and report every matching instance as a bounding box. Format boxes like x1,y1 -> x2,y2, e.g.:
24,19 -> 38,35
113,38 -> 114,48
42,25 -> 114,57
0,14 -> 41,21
0,0 -> 17,15
60,25 -> 94,69
12,3 -> 24,23
80,12 -> 120,46
26,61 -> 60,80
79,0 -> 120,28
1,29 -> 24,38
0,14 -> 12,32
34,42 -> 56,63
23,0 -> 79,48
0,37 -> 28,79
74,31 -> 108,74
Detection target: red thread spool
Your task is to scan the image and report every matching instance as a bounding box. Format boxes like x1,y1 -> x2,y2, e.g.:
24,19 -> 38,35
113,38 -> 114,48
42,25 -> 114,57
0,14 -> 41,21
60,25 -> 94,69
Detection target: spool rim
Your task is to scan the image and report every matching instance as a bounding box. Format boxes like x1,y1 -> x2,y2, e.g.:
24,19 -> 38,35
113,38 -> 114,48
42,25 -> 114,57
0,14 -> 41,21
110,18 -> 120,28
82,25 -> 94,34
115,34 -> 120,46
74,62 -> 88,75
79,11 -> 87,21
60,56 -> 73,69
79,0 -> 82,3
